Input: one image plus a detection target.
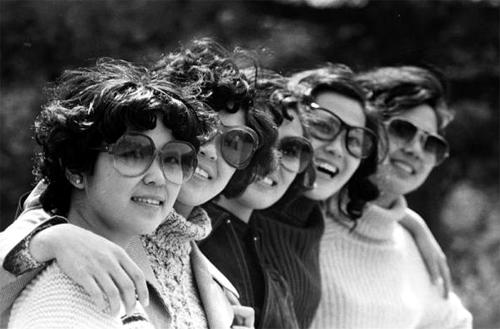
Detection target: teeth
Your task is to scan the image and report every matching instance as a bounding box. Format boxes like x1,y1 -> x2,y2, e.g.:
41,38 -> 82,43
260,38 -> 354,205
260,176 -> 275,186
195,166 -> 210,179
132,197 -> 161,206
392,160 -> 414,174
316,162 -> 339,178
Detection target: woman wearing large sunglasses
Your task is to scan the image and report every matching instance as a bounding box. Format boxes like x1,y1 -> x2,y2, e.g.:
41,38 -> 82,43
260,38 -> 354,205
0,40 -> 269,329
306,65 -> 471,328
198,70 -> 314,329
5,59 -> 203,328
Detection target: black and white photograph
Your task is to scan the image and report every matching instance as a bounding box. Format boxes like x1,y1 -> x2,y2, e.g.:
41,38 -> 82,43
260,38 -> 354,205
0,0 -> 498,328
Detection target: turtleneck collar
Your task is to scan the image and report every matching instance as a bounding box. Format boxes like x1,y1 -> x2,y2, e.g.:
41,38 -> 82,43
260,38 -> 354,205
330,196 -> 408,243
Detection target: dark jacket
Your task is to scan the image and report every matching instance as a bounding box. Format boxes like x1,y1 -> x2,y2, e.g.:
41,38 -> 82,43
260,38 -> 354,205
199,202 -> 300,329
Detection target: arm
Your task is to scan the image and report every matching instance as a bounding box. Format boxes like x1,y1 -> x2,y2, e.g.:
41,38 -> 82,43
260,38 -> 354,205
401,209 -> 451,298
8,264 -> 154,329
0,184 -> 149,315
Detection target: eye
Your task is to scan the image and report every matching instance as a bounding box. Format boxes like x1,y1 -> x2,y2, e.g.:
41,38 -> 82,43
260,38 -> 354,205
280,142 -> 300,157
119,148 -> 147,159
161,155 -> 180,166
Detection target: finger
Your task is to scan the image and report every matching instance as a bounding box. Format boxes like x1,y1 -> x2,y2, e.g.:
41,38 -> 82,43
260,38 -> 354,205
94,273 -> 121,316
422,253 -> 439,284
440,259 -> 452,299
80,275 -> 106,311
120,257 -> 149,307
110,266 -> 138,315
232,305 -> 255,327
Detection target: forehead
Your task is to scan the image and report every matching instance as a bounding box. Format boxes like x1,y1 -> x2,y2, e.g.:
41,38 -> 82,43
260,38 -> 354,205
393,104 -> 438,134
278,109 -> 303,138
218,109 -> 246,127
314,91 -> 366,127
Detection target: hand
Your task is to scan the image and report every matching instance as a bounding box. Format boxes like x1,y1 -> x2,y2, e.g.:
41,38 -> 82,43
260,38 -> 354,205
231,305 -> 254,329
413,226 -> 451,298
401,210 -> 451,298
30,223 -> 149,315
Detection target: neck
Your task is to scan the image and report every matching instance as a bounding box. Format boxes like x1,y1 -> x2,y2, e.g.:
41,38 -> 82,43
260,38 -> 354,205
214,196 -> 253,223
174,201 -> 195,219
67,202 -> 130,248
373,190 -> 400,209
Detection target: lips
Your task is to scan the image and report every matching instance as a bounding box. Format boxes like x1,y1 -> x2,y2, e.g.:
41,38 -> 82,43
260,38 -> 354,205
194,166 -> 211,180
390,158 -> 416,175
315,160 -> 339,178
193,162 -> 215,181
259,176 -> 277,187
131,196 -> 164,207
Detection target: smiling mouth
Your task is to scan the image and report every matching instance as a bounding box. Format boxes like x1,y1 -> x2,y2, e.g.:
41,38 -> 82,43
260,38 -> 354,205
391,159 -> 415,174
194,166 -> 212,180
316,162 -> 339,178
131,197 -> 163,206
258,176 -> 277,187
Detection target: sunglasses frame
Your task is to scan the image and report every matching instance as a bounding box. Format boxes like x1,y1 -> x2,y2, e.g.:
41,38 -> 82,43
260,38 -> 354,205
306,102 -> 377,159
277,135 -> 314,174
199,125 -> 260,169
384,118 -> 450,166
95,132 -> 198,183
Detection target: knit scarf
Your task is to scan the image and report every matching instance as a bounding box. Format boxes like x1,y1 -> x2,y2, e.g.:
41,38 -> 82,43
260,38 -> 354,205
141,207 -> 212,329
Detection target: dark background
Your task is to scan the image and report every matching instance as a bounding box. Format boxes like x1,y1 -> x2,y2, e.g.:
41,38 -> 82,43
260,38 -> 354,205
1,0 -> 498,327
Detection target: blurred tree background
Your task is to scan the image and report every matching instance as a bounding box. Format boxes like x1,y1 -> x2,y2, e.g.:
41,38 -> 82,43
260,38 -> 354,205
1,0 -> 498,327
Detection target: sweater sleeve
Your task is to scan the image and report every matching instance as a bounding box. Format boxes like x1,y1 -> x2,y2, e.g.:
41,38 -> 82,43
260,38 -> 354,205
8,264 -> 154,329
417,291 -> 473,329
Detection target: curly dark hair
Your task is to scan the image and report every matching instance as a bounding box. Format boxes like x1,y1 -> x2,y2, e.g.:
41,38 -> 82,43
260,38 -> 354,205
34,58 -> 202,215
288,64 -> 383,221
355,65 -> 453,134
152,39 -> 278,197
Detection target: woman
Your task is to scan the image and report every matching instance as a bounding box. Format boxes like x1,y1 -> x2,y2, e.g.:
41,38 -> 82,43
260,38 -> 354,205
7,59 -> 200,328
199,70 -> 315,329
0,39 -> 270,329
306,65 -> 472,328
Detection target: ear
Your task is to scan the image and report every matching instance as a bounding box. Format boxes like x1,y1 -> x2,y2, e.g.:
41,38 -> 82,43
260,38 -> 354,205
65,169 -> 85,189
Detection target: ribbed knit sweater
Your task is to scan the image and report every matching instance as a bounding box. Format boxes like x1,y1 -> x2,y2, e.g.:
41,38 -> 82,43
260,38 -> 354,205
141,207 -> 212,329
309,197 -> 472,329
254,196 -> 323,329
8,263 -> 153,329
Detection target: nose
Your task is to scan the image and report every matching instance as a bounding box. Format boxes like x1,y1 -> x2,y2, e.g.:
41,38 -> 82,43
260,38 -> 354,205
322,133 -> 344,159
199,139 -> 218,161
402,131 -> 426,158
142,155 -> 168,186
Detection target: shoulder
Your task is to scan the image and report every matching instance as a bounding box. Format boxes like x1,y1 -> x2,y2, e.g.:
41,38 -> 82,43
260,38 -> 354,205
9,263 -> 122,329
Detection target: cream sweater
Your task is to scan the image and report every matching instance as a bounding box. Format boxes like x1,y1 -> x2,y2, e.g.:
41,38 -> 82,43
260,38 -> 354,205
8,263 -> 152,329
310,197 -> 472,329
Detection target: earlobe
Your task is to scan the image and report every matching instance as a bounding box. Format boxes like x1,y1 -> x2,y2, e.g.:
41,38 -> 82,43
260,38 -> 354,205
65,169 -> 85,189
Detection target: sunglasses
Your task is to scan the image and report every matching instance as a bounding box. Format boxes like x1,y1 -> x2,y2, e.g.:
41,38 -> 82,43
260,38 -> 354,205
385,118 -> 449,165
277,136 -> 313,173
198,125 -> 259,169
306,102 -> 377,159
95,132 -> 198,184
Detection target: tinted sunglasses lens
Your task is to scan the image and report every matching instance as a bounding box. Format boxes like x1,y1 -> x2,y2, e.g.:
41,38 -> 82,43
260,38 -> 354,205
279,137 -> 313,173
425,136 -> 449,164
221,129 -> 256,169
346,128 -> 376,159
308,110 -> 342,141
159,142 -> 197,184
112,134 -> 154,176
388,120 -> 418,143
